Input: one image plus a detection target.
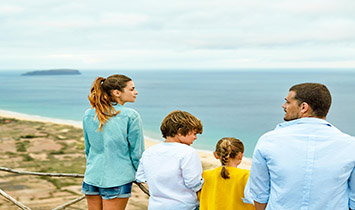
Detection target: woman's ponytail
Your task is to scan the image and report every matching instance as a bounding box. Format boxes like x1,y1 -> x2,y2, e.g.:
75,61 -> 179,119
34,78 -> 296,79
88,75 -> 131,131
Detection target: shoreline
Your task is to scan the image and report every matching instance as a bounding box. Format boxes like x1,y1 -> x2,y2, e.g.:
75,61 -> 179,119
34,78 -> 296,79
0,109 -> 251,169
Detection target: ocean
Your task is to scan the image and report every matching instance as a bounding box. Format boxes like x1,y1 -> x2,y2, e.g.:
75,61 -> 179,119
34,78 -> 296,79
1,69 -> 355,158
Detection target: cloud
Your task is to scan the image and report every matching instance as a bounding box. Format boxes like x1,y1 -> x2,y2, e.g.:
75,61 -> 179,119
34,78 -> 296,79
0,5 -> 24,15
0,0 -> 355,70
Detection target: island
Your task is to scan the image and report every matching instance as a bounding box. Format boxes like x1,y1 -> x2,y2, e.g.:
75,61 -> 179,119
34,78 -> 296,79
21,69 -> 81,76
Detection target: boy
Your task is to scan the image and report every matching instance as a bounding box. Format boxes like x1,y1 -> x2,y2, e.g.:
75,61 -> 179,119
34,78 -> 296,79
136,110 -> 204,210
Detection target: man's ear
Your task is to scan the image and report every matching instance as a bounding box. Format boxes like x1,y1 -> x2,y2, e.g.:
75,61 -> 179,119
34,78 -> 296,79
213,152 -> 219,160
300,102 -> 309,114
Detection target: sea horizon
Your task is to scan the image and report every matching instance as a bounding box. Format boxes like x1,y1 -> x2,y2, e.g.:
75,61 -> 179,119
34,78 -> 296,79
1,69 -> 355,158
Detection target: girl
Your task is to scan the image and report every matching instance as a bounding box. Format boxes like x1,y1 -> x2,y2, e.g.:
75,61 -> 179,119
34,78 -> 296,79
198,137 -> 255,210
81,74 -> 144,210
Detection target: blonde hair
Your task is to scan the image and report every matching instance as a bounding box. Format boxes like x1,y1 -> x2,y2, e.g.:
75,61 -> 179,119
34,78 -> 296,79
215,137 -> 244,179
88,74 -> 132,131
160,110 -> 203,138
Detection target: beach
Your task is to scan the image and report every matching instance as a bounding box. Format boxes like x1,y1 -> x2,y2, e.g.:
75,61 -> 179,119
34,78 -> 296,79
0,110 -> 251,210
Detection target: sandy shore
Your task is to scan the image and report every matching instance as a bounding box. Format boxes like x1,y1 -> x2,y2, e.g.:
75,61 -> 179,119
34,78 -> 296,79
0,110 -> 251,209
0,110 -> 252,170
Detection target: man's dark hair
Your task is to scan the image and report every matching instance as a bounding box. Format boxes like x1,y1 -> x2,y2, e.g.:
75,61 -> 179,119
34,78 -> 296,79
290,83 -> 332,118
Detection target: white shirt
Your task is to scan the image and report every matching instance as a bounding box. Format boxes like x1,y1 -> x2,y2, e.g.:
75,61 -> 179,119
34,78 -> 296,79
136,142 -> 204,210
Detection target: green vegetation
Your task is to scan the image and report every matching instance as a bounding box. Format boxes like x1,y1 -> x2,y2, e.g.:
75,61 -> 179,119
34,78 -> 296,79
16,140 -> 31,152
0,116 -> 86,190
21,153 -> 34,161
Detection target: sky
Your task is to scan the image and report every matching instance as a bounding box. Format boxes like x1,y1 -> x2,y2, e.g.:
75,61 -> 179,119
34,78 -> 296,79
1,0 -> 355,70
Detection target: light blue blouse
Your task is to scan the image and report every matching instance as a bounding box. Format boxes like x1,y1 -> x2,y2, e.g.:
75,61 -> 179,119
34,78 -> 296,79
247,117 -> 355,210
83,104 -> 144,188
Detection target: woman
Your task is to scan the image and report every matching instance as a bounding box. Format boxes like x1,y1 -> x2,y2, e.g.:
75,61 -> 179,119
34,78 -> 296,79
81,74 -> 144,210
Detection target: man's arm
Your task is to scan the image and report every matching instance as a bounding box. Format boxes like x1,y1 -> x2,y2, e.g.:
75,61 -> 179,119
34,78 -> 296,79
255,201 -> 267,210
349,166 -> 355,210
247,139 -> 271,205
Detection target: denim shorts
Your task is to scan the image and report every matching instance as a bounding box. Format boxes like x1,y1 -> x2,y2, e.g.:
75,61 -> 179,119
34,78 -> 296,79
81,182 -> 132,199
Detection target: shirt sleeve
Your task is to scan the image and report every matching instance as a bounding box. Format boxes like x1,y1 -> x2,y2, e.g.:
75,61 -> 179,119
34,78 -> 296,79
135,157 -> 146,183
243,172 -> 255,204
127,111 -> 145,171
248,137 -> 270,204
349,166 -> 355,209
181,149 -> 204,192
83,119 -> 90,157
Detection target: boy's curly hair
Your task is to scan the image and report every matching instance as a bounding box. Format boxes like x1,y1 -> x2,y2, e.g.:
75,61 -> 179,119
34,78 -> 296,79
160,110 -> 203,138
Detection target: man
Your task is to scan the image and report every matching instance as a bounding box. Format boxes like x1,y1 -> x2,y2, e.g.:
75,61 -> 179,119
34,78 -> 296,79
246,83 -> 355,210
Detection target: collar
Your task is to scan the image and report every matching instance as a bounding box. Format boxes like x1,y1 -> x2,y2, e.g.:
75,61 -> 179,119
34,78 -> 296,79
276,117 -> 332,130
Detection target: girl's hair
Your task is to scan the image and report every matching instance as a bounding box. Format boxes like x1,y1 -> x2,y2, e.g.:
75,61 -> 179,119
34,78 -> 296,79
88,74 -> 132,131
215,137 -> 244,179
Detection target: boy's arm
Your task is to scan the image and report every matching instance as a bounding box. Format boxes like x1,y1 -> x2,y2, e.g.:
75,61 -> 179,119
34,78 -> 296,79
181,149 -> 204,192
135,157 -> 146,183
196,173 -> 204,199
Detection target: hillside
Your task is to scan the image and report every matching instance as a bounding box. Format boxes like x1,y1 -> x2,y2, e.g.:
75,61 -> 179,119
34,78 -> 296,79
0,117 -> 148,210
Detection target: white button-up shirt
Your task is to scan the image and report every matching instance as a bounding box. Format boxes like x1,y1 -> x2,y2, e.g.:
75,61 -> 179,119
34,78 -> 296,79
136,142 -> 204,210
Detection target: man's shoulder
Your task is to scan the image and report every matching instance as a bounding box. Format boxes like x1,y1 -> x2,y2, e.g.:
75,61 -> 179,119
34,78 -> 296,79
338,132 -> 355,145
259,119 -> 305,138
258,129 -> 279,141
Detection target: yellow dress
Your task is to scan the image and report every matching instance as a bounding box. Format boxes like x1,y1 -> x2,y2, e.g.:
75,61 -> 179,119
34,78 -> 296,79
198,166 -> 255,210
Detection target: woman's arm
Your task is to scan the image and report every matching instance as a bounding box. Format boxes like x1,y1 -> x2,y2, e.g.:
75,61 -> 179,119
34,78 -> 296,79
127,112 -> 145,170
83,120 -> 90,157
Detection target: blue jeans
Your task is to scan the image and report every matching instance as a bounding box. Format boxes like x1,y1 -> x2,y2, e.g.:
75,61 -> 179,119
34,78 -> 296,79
81,182 -> 132,199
